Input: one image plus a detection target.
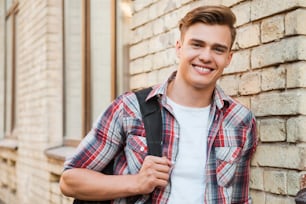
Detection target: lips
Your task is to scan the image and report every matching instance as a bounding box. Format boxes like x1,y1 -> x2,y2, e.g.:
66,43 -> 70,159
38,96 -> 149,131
192,64 -> 213,74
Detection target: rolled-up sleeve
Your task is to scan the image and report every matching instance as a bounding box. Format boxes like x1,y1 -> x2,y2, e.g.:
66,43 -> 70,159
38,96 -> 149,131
63,94 -> 126,172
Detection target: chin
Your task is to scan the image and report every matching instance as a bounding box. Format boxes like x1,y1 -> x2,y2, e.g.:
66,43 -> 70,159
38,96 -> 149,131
192,81 -> 215,90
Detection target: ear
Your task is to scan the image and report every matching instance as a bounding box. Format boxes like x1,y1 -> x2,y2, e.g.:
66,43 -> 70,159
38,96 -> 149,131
175,40 -> 182,57
225,51 -> 233,68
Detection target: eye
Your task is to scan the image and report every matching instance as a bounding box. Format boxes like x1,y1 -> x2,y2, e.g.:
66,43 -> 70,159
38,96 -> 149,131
192,43 -> 202,48
213,46 -> 227,54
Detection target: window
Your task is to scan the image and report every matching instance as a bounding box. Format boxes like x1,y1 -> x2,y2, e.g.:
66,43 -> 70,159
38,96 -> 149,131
63,0 -> 83,141
63,0 -> 130,143
1,0 -> 18,139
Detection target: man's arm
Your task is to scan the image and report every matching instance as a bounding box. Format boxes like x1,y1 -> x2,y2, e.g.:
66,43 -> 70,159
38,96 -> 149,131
231,114 -> 257,203
60,156 -> 172,201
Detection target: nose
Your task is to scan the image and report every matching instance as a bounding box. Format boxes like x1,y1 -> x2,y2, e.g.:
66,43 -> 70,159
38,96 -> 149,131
199,48 -> 212,62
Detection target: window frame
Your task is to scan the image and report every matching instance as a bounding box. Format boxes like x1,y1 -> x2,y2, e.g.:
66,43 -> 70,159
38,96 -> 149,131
62,0 -> 117,146
81,0 -> 91,137
4,0 -> 18,139
46,0 -> 129,161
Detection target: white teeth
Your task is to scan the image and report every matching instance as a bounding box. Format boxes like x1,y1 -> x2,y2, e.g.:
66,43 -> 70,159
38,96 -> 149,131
194,65 -> 211,73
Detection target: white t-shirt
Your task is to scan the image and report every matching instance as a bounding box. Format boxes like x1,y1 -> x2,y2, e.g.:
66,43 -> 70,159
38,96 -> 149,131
166,97 -> 210,204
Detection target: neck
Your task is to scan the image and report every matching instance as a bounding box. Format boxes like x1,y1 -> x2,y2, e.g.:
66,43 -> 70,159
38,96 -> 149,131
166,79 -> 214,108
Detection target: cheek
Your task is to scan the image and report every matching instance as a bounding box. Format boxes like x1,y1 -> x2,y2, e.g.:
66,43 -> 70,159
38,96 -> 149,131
176,47 -> 181,58
182,48 -> 199,60
216,56 -> 230,67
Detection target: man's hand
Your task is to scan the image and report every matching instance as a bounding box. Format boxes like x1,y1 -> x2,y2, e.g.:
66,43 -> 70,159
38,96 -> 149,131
135,156 -> 172,194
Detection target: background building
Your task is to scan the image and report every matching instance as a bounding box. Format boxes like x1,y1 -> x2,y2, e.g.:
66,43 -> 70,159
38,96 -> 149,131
0,0 -> 306,203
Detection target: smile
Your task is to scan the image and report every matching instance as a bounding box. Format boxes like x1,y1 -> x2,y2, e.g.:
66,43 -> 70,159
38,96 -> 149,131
193,65 -> 213,73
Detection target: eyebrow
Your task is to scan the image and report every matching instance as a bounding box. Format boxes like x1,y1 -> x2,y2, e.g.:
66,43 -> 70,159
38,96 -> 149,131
189,38 -> 230,51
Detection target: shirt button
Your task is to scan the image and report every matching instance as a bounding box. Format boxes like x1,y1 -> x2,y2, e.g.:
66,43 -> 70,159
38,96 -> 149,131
140,146 -> 144,151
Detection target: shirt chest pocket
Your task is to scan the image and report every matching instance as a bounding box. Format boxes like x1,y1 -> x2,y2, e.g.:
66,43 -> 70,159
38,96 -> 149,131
215,146 -> 242,187
125,135 -> 148,173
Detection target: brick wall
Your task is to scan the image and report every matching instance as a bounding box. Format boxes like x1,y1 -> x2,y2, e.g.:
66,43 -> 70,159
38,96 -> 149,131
3,0 -> 64,203
130,0 -> 306,203
0,147 -> 17,204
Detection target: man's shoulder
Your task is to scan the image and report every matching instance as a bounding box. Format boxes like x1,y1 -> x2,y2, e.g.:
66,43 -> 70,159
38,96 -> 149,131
228,97 -> 255,119
215,86 -> 256,123
114,86 -> 160,116
215,86 -> 253,111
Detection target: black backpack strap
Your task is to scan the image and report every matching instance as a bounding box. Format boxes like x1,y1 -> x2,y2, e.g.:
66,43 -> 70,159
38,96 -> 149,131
135,87 -> 163,157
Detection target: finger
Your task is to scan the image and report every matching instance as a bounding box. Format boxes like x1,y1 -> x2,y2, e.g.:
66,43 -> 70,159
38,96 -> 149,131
154,171 -> 170,181
147,156 -> 172,166
154,163 -> 171,173
155,178 -> 169,187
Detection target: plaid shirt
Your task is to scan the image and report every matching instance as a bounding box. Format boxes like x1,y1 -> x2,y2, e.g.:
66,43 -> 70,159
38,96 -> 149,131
64,72 -> 257,204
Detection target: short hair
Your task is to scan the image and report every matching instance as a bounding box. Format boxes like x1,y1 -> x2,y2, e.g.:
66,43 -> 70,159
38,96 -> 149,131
179,5 -> 237,48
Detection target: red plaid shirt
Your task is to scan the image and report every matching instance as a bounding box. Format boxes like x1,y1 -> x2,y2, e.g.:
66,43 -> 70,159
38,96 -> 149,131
64,72 -> 258,203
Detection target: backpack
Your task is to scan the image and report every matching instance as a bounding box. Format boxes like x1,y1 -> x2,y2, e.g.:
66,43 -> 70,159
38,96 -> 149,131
73,87 -> 162,204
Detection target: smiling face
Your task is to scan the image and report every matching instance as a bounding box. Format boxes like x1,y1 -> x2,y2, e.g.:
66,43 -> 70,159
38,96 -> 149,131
176,22 -> 233,92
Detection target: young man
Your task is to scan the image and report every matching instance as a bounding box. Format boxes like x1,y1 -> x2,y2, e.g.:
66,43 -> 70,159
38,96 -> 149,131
60,5 -> 257,203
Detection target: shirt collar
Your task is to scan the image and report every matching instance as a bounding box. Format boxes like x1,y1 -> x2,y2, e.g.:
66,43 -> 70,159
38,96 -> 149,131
146,71 -> 232,110
212,85 -> 232,110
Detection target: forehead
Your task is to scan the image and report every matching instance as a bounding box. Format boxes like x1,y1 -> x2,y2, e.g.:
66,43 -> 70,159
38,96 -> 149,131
182,23 -> 232,47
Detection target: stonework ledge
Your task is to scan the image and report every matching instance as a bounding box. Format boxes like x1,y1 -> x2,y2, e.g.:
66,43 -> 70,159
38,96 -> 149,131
45,146 -> 76,162
0,139 -> 18,150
